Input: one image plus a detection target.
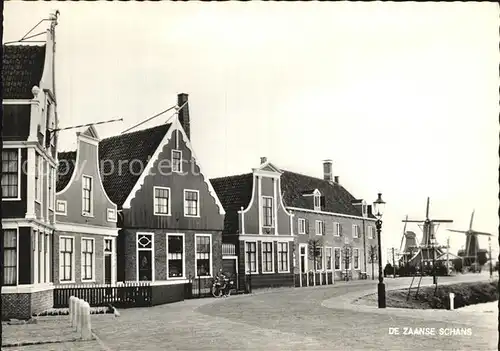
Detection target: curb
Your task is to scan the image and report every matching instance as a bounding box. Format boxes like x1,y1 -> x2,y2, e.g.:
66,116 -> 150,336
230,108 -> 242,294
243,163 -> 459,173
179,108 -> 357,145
1,336 -> 96,348
321,277 -> 497,329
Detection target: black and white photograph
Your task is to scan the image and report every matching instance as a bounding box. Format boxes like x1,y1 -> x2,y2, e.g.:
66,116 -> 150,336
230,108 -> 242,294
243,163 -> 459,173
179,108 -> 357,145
1,1 -> 498,350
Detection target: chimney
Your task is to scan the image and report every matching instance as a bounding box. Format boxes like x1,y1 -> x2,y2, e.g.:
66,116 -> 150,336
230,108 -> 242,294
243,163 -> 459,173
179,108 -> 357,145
177,93 -> 190,140
334,176 -> 339,184
323,160 -> 333,182
260,157 -> 267,164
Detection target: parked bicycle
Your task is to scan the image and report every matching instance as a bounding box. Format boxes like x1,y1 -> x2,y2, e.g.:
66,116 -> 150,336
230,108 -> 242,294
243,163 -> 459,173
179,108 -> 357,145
211,271 -> 235,298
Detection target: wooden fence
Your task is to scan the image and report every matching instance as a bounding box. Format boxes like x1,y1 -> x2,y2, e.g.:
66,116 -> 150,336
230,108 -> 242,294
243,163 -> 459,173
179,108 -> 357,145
53,282 -> 152,308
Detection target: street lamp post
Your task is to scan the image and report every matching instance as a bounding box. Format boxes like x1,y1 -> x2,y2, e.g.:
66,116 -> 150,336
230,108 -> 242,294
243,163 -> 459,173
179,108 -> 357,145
430,237 -> 437,285
373,193 -> 386,309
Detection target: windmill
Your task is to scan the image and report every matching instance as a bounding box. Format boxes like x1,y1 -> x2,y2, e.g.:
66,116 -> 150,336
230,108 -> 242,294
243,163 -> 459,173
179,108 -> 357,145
398,215 -> 419,267
402,197 -> 453,271
447,210 -> 492,270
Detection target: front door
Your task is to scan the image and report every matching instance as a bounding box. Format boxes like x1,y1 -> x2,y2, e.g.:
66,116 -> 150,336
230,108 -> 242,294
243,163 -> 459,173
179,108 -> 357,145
104,239 -> 113,284
223,257 -> 238,290
299,244 -> 308,274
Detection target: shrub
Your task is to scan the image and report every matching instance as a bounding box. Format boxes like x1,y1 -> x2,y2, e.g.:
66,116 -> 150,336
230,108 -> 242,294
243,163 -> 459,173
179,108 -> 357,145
426,281 -> 497,309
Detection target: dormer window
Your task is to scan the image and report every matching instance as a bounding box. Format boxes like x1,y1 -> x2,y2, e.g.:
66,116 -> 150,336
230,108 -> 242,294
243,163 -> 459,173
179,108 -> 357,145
362,201 -> 367,217
171,150 -> 182,173
313,189 -> 322,211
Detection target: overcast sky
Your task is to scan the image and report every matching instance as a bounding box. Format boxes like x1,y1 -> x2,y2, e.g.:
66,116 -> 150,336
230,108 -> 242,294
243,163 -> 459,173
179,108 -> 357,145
4,2 -> 499,261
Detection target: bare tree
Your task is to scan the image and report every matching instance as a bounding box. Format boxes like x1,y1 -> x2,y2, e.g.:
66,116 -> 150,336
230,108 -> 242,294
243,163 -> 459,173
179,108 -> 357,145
308,237 -> 323,273
342,244 -> 353,281
368,245 -> 377,280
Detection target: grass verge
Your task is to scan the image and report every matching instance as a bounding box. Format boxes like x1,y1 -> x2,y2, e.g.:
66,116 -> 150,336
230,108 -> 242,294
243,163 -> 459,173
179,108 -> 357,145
356,280 -> 498,310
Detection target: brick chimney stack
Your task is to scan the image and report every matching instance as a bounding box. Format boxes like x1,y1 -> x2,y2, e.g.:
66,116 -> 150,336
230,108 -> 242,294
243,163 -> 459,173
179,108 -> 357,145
177,93 -> 190,140
323,160 -> 333,182
334,176 -> 339,184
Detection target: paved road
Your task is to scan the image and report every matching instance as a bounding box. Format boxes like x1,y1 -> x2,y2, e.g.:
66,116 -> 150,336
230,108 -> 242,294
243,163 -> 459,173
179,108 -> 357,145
8,274 -> 498,351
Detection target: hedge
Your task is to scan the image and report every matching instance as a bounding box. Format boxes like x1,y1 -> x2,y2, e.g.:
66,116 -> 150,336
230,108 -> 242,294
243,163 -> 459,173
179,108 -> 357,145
409,280 -> 498,309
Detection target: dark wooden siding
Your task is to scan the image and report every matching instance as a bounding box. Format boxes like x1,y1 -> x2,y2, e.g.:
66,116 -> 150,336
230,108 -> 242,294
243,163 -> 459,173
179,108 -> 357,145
18,227 -> 32,284
124,129 -> 224,232
1,148 -> 28,218
242,176 -> 292,236
56,140 -> 117,228
121,228 -> 222,282
2,105 -> 31,141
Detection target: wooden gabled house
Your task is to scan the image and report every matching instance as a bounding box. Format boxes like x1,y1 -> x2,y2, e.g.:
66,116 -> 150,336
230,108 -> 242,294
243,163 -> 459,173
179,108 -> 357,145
1,13 -> 59,320
99,94 -> 225,303
55,125 -> 119,286
211,158 -> 379,289
211,158 -> 295,289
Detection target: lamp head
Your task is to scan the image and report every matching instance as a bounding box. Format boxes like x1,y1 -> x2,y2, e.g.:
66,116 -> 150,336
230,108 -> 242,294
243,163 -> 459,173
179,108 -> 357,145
373,193 -> 386,219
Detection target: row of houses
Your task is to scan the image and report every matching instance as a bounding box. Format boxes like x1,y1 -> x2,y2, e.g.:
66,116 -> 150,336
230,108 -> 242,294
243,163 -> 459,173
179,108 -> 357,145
1,15 -> 379,320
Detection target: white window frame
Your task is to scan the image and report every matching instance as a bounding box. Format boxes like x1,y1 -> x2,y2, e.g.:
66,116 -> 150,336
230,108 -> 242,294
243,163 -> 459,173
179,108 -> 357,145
261,241 -> 274,274
334,222 -> 341,237
334,247 -> 342,271
38,231 -> 44,284
2,148 -> 21,201
352,224 -> 359,238
59,236 -> 75,284
315,220 -> 324,236
245,240 -> 258,273
298,218 -> 306,234
166,233 -> 185,280
153,186 -> 171,216
3,228 -> 19,286
325,247 -> 333,271
171,149 -> 183,173
368,226 -> 373,239
81,175 -> 93,217
262,196 -> 274,228
315,246 -> 324,271
103,237 -> 116,285
48,166 -> 55,210
313,194 -> 321,211
353,248 -> 360,270
194,234 -> 212,278
137,232 -> 155,282
56,200 -> 67,216
107,208 -> 117,222
35,153 -> 42,203
81,237 -> 96,282
47,100 -> 55,148
44,233 -> 50,283
277,242 -> 290,273
344,247 -> 352,270
184,189 -> 200,218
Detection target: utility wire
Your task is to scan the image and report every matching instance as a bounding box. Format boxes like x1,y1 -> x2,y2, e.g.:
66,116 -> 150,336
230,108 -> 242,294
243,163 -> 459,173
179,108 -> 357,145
120,100 -> 188,135
3,19 -> 49,45
51,118 -> 124,133
121,105 -> 177,134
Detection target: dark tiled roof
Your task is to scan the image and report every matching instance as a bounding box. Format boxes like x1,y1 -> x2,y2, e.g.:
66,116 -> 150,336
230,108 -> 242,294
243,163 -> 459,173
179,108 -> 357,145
210,173 -> 254,234
99,124 -> 172,206
2,45 -> 46,99
56,151 -> 77,192
281,171 -> 364,217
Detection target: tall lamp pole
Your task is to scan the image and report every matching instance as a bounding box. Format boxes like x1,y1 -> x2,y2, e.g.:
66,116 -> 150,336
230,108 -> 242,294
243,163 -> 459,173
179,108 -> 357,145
373,193 -> 386,309
430,237 -> 437,285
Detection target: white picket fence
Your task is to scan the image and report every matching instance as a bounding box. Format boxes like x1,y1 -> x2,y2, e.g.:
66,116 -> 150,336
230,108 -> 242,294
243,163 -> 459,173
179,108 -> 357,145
69,296 -> 92,340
